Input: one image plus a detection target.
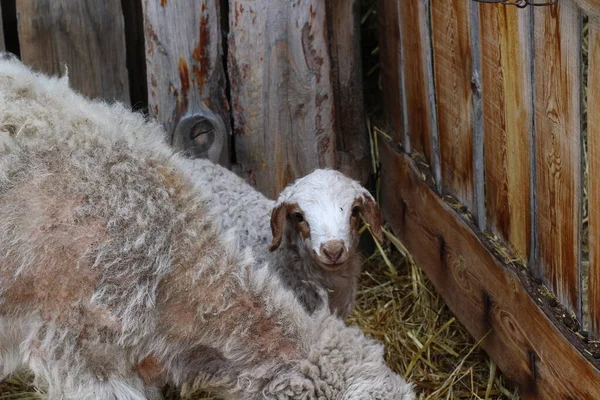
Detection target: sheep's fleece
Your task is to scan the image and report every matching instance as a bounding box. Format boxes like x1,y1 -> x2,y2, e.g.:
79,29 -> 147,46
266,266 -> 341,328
180,159 -> 374,318
0,55 -> 414,399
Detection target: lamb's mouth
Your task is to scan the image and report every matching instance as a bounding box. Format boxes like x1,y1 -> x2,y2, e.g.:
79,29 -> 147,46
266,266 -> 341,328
316,259 -> 348,272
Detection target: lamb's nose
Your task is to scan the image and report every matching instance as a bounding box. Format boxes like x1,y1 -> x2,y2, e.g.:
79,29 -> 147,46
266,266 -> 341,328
321,240 -> 345,263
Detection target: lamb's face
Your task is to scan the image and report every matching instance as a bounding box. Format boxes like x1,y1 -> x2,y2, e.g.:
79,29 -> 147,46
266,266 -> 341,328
269,169 -> 382,271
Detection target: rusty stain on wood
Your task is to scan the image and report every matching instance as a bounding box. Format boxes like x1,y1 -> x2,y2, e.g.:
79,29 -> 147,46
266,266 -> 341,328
588,17 -> 600,336
479,4 -> 532,262
229,0 -> 366,198
430,0 -> 476,212
142,0 -> 231,166
380,141 -> 600,400
534,1 -> 582,320
16,0 -> 130,104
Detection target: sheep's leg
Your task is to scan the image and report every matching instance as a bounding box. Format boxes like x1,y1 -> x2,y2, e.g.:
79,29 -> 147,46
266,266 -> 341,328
21,327 -> 155,400
0,317 -> 28,379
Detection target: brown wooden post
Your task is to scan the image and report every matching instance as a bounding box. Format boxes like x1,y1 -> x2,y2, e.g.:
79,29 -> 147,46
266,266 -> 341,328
16,0 -> 130,104
0,3 -> 5,52
142,0 -> 231,167
228,0 -> 368,198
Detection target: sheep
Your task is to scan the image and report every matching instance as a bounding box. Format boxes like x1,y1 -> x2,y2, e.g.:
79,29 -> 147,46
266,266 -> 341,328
179,160 -> 383,319
0,54 -> 415,400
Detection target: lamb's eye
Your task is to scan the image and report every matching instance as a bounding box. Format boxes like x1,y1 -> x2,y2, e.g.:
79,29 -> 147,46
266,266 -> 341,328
294,212 -> 305,223
352,206 -> 361,217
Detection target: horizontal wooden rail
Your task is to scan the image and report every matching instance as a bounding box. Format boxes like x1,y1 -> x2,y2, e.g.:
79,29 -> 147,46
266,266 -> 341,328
380,141 -> 600,399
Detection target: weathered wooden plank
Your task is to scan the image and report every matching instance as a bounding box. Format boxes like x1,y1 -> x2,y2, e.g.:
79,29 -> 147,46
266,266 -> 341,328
430,0 -> 477,213
479,4 -> 532,262
0,3 -> 5,52
573,0 -> 600,19
143,0 -> 230,166
377,0 -> 404,147
398,0 -> 439,169
588,17 -> 600,336
16,0 -> 129,104
325,0 -> 370,184
230,0 -> 364,198
534,1 -> 582,319
380,141 -> 600,400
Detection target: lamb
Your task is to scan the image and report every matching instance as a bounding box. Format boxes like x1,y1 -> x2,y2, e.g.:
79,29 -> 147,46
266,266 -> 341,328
0,54 -> 415,399
179,159 -> 382,319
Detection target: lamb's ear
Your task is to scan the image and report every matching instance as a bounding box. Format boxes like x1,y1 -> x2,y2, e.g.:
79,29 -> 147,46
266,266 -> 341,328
363,195 -> 383,243
269,203 -> 287,251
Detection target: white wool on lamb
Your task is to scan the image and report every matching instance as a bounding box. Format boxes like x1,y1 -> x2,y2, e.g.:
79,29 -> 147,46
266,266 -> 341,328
0,54 -> 414,400
180,159 -> 382,319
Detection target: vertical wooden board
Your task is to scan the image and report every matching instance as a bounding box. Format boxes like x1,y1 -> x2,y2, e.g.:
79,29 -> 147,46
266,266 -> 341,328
534,2 -> 582,318
0,3 -> 5,52
588,17 -> 600,335
16,0 -> 129,104
326,0 -> 370,185
229,0 -> 336,199
430,0 -> 476,212
399,0 -> 435,163
143,0 -> 231,166
376,0 -> 403,146
480,4 -> 532,261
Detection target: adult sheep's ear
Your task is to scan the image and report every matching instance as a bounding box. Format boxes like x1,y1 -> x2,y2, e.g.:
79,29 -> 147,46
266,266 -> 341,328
363,196 -> 383,244
269,203 -> 287,251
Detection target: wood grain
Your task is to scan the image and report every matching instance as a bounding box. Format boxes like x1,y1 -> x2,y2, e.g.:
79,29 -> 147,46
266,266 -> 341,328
229,0 -> 365,198
0,3 -> 5,52
380,141 -> 600,400
572,0 -> 600,19
143,0 -> 230,166
398,0 -> 439,171
430,0 -> 476,212
588,17 -> 600,336
534,1 -> 582,319
326,0 -> 370,184
16,0 -> 129,104
377,0 -> 404,147
479,4 -> 532,262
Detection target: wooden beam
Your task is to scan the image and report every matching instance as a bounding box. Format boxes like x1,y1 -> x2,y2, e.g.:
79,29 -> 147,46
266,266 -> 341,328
143,0 -> 230,166
380,141 -> 600,399
588,17 -> 600,336
533,0 -> 582,319
326,0 -> 370,184
479,4 -> 532,262
16,0 -> 129,104
377,0 -> 404,148
229,0 -> 365,198
398,0 -> 440,178
0,3 -> 5,52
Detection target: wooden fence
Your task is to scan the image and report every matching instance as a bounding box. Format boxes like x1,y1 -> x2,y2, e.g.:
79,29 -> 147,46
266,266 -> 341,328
0,0 -> 370,199
379,0 -> 600,398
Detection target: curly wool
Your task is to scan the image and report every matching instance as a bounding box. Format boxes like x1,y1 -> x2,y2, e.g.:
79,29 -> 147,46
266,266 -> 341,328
0,54 -> 414,400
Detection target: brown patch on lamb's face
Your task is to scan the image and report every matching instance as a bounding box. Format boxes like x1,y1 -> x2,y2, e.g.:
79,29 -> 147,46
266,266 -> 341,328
269,202 -> 310,251
287,203 -> 310,240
